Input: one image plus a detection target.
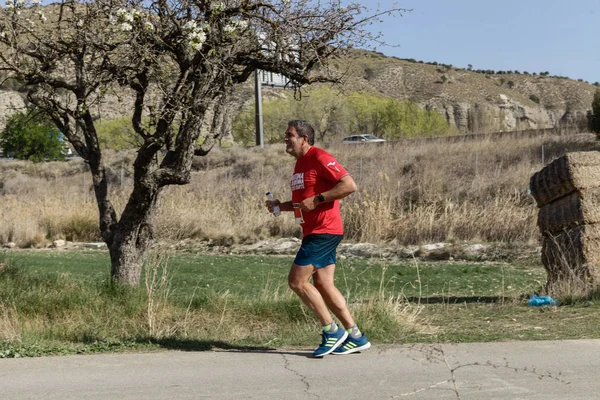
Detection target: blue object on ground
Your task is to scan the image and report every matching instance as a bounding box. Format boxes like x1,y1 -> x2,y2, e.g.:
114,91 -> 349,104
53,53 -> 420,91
528,294 -> 557,307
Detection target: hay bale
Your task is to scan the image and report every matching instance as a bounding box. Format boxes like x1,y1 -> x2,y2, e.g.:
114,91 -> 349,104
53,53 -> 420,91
529,151 -> 600,207
541,223 -> 600,285
537,188 -> 600,234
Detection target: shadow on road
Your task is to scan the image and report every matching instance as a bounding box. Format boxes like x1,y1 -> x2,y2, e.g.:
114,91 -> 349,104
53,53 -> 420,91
145,338 -> 312,358
406,295 -> 527,304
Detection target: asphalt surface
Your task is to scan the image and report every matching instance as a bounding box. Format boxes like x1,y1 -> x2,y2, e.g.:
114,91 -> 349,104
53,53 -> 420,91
1,340 -> 599,399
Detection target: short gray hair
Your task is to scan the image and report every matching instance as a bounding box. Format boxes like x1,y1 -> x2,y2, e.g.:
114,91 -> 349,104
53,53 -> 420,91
287,120 -> 315,145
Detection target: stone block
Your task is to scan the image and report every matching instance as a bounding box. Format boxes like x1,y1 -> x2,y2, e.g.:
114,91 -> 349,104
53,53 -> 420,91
530,151 -> 600,207
541,224 -> 600,285
537,188 -> 600,234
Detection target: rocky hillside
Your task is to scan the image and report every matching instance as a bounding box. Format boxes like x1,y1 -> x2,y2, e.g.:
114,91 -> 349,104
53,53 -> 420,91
329,50 -> 598,133
1,49 -> 598,134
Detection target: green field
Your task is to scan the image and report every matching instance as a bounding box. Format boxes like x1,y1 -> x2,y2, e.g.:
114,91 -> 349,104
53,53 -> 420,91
3,250 -> 546,299
1,250 -> 599,358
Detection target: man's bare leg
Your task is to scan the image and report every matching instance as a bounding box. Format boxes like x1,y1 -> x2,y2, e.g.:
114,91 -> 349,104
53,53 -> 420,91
288,263 -> 333,325
312,263 -> 355,329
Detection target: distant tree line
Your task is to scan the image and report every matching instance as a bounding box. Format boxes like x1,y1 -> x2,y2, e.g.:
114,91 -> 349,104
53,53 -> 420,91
397,58 -> 599,85
7,89 -> 600,160
232,88 -> 455,145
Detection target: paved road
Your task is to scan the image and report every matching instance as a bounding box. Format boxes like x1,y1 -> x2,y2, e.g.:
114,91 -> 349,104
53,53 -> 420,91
1,340 -> 599,399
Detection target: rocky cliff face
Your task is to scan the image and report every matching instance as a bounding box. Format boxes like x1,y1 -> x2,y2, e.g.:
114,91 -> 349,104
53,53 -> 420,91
1,50 -> 597,134
337,51 -> 596,133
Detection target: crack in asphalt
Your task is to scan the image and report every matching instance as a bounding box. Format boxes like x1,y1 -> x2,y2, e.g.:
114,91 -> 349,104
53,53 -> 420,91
280,353 -> 319,399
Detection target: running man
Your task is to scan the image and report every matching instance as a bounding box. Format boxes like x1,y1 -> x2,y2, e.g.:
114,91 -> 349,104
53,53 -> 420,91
265,120 -> 371,357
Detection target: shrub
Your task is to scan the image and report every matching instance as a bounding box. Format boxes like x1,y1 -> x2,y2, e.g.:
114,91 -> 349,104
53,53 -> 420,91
529,94 -> 540,104
0,109 -> 65,162
95,117 -> 143,150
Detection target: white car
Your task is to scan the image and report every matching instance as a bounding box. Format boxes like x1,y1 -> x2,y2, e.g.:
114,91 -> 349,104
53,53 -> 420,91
342,134 -> 386,144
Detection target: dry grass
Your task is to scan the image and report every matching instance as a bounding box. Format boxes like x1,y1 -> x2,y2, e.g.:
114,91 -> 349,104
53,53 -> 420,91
0,133 -> 598,247
0,302 -> 20,343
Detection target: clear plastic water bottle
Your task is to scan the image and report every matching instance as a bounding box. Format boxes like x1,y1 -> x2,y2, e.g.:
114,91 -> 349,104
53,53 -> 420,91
266,192 -> 280,217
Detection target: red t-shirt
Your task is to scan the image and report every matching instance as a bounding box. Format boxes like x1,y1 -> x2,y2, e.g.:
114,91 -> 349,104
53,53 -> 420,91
291,146 -> 349,236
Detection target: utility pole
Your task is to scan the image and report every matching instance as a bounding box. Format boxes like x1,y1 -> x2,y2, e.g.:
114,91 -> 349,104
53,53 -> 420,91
254,70 -> 264,148
254,69 -> 292,147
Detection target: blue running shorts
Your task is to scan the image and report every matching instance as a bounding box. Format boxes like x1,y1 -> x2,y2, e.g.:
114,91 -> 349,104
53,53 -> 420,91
294,234 -> 344,268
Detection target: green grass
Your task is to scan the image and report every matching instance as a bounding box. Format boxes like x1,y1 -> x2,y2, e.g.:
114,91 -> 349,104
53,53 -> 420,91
1,250 -> 599,358
3,251 -> 547,300
4,250 -> 291,298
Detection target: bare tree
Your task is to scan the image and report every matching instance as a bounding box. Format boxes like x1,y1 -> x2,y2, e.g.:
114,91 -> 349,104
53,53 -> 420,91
0,0 -> 404,285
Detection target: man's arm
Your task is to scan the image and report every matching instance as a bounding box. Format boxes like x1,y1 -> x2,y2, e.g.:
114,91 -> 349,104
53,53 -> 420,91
277,200 -> 294,212
265,199 -> 294,213
299,175 -> 357,212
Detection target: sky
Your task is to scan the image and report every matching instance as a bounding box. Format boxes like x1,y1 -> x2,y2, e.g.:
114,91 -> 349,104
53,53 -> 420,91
361,0 -> 600,84
31,0 -> 598,84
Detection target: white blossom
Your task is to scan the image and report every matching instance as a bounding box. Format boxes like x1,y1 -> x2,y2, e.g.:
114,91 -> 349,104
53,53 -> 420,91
190,41 -> 203,51
224,19 -> 248,34
183,20 -> 197,32
110,8 -> 154,33
120,22 -> 133,32
189,31 -> 205,41
189,30 -> 206,49
0,32 -> 6,39
76,19 -> 84,27
181,19 -> 207,51
211,2 -> 225,12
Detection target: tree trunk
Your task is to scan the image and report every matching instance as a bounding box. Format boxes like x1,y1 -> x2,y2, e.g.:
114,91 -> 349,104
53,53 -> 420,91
109,221 -> 153,285
106,178 -> 161,285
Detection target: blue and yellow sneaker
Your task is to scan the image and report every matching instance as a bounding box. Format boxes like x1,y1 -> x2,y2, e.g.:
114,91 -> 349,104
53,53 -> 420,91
312,327 -> 348,357
332,334 -> 371,355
